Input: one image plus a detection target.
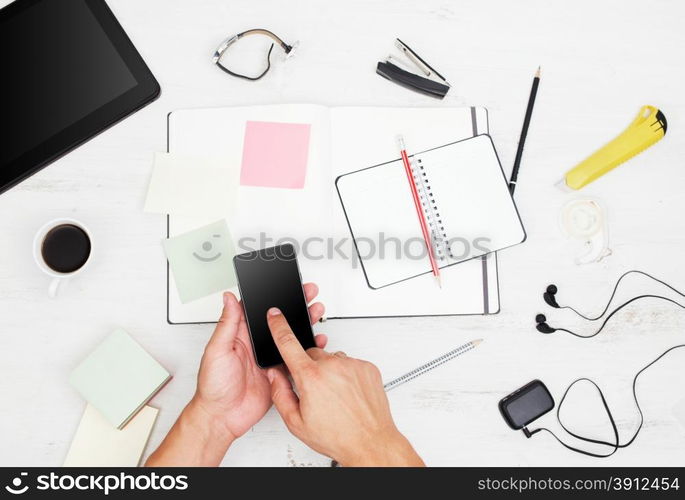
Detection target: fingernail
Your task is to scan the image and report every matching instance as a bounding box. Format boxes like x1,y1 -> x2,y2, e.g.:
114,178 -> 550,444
266,369 -> 275,382
223,293 -> 230,306
267,307 -> 281,317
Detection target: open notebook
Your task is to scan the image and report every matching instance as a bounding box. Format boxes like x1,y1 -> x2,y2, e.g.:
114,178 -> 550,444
167,105 -> 504,323
337,135 -> 524,289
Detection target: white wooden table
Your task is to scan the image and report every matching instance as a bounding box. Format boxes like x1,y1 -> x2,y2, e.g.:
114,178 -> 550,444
1,0 -> 684,467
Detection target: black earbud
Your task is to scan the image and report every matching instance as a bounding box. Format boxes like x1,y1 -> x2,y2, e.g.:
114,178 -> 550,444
543,284 -> 560,308
535,313 -> 557,333
536,322 -> 557,334
536,285 -> 560,333
534,271 -> 685,339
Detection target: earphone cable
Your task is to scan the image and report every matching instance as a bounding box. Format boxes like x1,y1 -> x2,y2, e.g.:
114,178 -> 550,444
560,270 -> 685,321
524,344 -> 685,457
555,294 -> 685,338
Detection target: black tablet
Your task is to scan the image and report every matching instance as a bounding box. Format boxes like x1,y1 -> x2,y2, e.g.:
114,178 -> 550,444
0,0 -> 160,194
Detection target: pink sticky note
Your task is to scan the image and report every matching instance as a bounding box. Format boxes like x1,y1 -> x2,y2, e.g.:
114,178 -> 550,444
240,121 -> 312,189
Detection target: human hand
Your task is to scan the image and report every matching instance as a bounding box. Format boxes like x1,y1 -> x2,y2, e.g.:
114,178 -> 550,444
146,285 -> 326,467
265,308 -> 424,467
193,284 -> 327,442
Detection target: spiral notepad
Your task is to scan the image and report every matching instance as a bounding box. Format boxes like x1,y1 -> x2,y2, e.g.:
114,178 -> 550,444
336,134 -> 525,289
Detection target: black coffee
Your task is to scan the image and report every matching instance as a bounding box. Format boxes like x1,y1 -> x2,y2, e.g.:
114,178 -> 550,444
41,224 -> 91,273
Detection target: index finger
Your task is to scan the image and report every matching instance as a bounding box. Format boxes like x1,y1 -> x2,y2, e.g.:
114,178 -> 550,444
266,307 -> 313,373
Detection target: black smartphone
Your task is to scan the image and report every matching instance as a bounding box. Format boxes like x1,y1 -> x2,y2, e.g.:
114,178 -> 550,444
499,379 -> 555,430
233,244 -> 315,368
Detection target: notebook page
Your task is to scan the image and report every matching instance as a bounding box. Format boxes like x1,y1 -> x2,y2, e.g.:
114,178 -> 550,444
418,135 -> 526,265
167,104 -> 333,324
328,106 -> 498,316
336,159 -> 429,288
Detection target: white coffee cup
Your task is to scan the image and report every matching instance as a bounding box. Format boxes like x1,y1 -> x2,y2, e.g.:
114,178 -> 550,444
33,218 -> 93,298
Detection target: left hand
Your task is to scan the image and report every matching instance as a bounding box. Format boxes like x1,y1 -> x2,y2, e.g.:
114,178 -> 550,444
192,283 -> 327,441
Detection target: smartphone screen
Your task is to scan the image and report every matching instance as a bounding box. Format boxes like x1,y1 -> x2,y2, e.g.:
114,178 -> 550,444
233,244 -> 315,368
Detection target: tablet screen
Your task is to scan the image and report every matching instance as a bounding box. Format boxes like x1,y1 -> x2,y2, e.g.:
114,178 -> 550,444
0,0 -> 138,165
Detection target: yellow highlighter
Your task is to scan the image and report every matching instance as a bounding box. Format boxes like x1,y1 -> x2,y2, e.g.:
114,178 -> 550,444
560,105 -> 667,190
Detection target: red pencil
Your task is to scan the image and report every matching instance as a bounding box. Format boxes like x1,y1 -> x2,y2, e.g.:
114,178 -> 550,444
397,135 -> 442,287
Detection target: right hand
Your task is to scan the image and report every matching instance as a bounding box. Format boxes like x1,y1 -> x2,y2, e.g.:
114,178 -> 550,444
265,307 -> 424,467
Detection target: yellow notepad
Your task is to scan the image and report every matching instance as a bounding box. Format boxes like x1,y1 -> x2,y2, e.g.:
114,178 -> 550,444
64,404 -> 158,467
69,329 -> 171,429
144,153 -> 240,217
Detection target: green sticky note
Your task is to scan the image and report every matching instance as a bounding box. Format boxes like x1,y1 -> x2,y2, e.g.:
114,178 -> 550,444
69,329 -> 171,429
163,219 -> 237,303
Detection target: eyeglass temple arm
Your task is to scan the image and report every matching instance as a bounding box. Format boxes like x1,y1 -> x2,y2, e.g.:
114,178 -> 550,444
212,28 -> 292,63
241,29 -> 293,53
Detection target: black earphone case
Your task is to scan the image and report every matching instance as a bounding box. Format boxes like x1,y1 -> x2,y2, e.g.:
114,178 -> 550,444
499,379 -> 555,430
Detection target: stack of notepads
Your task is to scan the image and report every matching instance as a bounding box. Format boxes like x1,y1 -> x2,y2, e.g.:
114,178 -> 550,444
64,329 -> 171,466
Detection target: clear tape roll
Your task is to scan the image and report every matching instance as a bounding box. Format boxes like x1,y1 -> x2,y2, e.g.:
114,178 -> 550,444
560,198 -> 612,264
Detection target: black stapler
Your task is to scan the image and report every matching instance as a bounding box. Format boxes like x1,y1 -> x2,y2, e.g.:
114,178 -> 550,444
376,39 -> 451,99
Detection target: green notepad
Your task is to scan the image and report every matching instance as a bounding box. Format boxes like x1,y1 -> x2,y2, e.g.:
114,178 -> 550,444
69,329 -> 171,429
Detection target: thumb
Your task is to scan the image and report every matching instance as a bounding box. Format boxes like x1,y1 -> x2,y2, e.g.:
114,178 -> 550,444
267,368 -> 302,432
207,292 -> 242,350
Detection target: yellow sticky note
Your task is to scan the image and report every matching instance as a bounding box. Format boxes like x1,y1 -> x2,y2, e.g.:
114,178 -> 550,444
144,153 -> 240,216
64,404 -> 158,467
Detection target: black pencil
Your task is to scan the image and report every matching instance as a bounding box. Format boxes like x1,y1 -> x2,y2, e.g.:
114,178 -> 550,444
508,66 -> 541,194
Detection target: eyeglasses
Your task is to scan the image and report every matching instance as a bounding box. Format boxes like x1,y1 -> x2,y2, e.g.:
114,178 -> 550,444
212,28 -> 298,81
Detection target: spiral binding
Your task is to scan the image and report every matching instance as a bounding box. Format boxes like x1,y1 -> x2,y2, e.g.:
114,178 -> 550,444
383,341 -> 477,391
410,157 -> 453,261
